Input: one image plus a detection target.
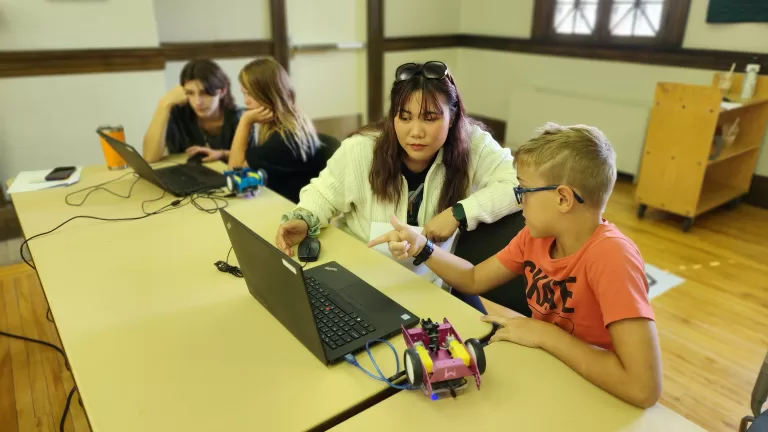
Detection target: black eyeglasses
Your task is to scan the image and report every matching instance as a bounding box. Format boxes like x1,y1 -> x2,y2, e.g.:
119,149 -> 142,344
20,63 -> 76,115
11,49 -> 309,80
513,185 -> 585,205
395,61 -> 448,82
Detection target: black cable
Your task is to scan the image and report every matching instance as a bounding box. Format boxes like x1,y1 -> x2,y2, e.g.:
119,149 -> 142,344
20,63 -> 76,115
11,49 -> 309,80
60,386 -> 77,432
190,189 -> 230,214
46,307 -> 54,323
0,330 -> 70,370
19,198 -> 184,270
0,330 -> 77,431
64,172 -> 139,206
215,246 -> 243,278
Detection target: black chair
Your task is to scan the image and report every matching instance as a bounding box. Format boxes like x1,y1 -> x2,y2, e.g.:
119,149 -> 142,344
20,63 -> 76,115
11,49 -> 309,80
741,352 -> 768,432
318,133 -> 341,164
452,210 -> 531,317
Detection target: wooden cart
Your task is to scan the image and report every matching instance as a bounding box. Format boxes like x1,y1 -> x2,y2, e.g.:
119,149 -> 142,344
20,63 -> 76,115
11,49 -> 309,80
635,72 -> 768,232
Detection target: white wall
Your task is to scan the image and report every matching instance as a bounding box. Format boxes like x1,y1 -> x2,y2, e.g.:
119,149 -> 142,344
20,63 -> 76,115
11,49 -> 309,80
455,0 -> 768,176
0,0 -> 165,189
0,72 -> 167,186
153,0 -> 270,42
0,0 -> 159,50
459,0 -> 533,38
288,0 -> 367,122
288,0 -> 365,45
385,0 -> 461,37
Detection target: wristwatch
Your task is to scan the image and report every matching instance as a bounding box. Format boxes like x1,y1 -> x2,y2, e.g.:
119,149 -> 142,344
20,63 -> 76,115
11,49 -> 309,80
412,239 -> 434,266
452,203 -> 468,231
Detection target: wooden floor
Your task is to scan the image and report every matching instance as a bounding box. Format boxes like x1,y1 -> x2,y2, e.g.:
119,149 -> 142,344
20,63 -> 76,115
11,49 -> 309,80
0,264 -> 90,432
0,179 -> 766,432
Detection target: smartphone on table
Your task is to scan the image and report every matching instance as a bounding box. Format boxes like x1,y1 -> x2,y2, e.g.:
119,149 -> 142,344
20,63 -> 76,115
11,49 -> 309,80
45,166 -> 77,181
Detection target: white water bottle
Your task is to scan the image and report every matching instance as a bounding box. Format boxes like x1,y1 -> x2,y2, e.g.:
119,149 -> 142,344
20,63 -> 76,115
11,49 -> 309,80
741,63 -> 760,100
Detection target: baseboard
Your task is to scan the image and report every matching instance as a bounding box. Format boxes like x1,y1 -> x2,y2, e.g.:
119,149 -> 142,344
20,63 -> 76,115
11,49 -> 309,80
617,171 -> 635,182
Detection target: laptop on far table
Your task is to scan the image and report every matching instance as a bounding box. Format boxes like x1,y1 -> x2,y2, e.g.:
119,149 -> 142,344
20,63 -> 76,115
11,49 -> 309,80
97,130 -> 226,196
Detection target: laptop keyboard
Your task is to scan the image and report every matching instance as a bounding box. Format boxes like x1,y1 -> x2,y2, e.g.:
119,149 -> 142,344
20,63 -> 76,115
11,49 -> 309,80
157,166 -> 208,192
305,276 -> 376,351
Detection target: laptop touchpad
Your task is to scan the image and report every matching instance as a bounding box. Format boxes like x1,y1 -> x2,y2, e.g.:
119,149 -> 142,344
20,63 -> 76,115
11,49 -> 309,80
339,285 -> 391,311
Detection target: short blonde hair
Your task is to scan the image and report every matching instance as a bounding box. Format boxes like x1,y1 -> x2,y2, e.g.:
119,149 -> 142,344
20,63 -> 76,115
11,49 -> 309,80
515,123 -> 617,209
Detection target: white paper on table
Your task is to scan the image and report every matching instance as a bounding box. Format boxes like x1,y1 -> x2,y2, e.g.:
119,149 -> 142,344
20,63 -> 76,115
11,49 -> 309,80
7,167 -> 83,194
369,221 -> 458,289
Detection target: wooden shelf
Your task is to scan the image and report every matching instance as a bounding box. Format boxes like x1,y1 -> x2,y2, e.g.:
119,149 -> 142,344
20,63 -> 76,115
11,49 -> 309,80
696,181 -> 747,216
636,72 -> 768,231
708,145 -> 761,166
719,95 -> 768,113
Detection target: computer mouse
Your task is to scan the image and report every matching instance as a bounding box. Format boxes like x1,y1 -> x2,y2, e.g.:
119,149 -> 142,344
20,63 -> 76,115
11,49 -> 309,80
298,238 -> 321,262
187,153 -> 206,164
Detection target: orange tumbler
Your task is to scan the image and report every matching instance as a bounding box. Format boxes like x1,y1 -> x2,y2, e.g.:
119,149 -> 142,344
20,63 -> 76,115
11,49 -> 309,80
98,125 -> 129,170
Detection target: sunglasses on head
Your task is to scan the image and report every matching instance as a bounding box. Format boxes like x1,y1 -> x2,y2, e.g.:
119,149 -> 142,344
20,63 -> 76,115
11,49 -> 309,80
513,185 -> 585,205
395,61 -> 449,82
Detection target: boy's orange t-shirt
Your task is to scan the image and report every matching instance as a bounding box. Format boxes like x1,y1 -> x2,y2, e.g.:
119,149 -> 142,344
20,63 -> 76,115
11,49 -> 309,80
496,220 -> 654,351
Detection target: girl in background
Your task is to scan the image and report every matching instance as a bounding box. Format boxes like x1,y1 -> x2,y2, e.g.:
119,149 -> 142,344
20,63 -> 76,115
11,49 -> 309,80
143,59 -> 258,163
228,58 -> 325,203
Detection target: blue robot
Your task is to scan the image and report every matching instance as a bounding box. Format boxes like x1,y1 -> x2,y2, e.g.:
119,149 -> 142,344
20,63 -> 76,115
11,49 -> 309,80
223,168 -> 267,198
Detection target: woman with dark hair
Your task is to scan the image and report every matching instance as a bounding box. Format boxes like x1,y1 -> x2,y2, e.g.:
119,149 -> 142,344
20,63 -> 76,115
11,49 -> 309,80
274,61 -> 520,312
142,59 -> 264,163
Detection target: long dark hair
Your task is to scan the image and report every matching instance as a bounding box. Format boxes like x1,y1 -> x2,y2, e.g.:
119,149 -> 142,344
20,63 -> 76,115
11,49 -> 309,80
179,59 -> 236,111
367,69 -> 479,213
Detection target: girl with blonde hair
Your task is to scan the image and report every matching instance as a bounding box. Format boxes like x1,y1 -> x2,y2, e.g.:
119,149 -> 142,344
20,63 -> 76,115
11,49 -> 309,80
228,58 -> 324,202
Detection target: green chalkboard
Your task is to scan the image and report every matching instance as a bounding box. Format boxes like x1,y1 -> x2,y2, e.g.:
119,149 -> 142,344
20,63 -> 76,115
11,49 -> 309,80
707,0 -> 768,23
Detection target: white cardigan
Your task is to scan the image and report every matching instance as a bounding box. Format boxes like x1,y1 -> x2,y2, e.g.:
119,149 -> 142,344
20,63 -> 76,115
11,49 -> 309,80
296,124 -> 521,242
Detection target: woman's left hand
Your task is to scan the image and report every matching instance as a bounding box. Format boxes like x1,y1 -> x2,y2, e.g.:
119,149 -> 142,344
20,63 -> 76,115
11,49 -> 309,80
423,208 -> 460,243
242,106 -> 274,125
186,146 -> 224,162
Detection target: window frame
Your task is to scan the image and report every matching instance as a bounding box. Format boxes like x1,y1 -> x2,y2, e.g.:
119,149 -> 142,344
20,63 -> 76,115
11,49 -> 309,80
532,0 -> 691,48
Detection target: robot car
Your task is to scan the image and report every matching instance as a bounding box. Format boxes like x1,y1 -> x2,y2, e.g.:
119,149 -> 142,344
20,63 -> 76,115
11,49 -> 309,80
401,318 -> 485,400
223,168 -> 267,198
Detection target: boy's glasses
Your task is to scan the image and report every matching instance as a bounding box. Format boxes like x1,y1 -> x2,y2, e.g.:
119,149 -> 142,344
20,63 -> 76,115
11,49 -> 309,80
395,61 -> 448,82
513,185 -> 585,205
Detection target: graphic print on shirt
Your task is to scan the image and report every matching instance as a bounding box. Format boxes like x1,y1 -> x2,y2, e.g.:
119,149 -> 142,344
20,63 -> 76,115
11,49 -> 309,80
522,260 -> 576,334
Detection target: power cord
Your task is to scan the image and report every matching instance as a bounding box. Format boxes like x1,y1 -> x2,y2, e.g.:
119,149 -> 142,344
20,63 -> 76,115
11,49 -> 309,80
215,246 -> 243,278
344,339 -> 413,390
61,386 -> 78,432
64,172 -> 138,206
20,198 -> 184,270
190,189 -> 233,214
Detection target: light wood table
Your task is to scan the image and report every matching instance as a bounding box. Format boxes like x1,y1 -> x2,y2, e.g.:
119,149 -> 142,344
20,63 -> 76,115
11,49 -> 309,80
9,161 -> 491,431
332,341 -> 705,431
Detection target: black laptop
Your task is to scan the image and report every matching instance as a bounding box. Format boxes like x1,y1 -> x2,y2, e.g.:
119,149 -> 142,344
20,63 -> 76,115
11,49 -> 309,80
97,130 -> 226,196
219,209 -> 420,365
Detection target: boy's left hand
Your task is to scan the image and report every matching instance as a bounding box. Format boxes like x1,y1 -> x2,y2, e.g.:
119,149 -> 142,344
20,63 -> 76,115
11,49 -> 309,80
481,315 -> 550,348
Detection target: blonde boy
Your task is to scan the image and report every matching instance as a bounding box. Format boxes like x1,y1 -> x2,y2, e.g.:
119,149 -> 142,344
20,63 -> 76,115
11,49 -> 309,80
369,123 -> 662,408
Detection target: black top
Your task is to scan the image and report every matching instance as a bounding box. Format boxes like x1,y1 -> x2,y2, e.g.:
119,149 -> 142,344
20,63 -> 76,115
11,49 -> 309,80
165,105 -> 254,153
402,157 -> 436,226
245,132 -> 326,203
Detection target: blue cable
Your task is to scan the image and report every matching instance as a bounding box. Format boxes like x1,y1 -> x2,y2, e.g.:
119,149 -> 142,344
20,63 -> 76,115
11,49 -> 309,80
344,339 -> 414,390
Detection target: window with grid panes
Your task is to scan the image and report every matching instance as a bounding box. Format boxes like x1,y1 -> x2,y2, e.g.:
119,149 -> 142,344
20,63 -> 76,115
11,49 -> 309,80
534,0 -> 690,46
